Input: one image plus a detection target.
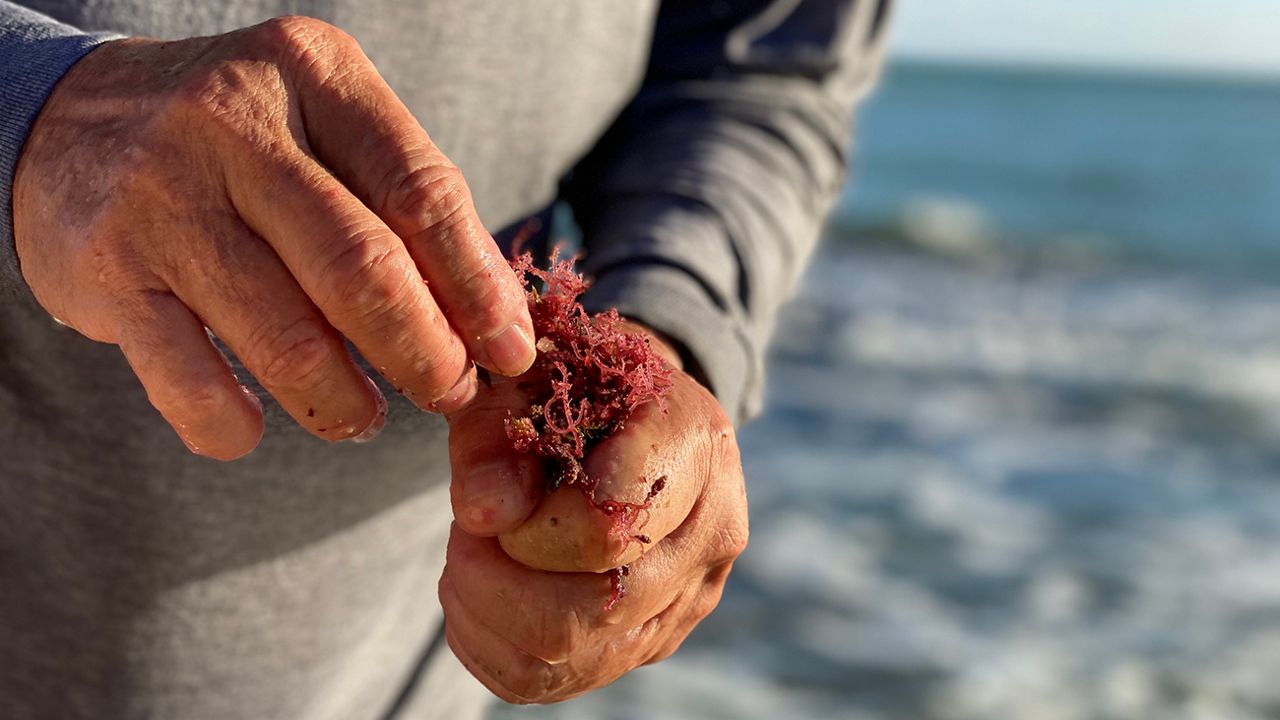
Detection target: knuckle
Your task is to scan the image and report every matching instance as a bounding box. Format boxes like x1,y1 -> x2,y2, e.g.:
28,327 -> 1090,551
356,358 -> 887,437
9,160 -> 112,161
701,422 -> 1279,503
707,411 -> 743,470
149,379 -> 229,433
708,409 -> 736,444
525,612 -> 585,664
501,587 -> 590,667
384,164 -> 472,237
316,238 -> 467,393
408,339 -> 467,396
167,381 -> 226,418
256,15 -> 332,51
646,643 -> 678,666
718,519 -> 750,560
451,257 -> 520,332
248,317 -> 334,390
320,237 -> 411,316
503,658 -> 568,704
254,16 -> 358,83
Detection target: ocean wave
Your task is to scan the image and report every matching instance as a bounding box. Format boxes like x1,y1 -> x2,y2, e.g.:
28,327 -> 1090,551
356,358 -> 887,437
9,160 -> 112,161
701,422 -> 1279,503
775,249 -> 1280,419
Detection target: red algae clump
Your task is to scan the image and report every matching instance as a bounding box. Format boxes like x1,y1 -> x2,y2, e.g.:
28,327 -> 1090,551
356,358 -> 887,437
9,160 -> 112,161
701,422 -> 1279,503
505,250 -> 673,609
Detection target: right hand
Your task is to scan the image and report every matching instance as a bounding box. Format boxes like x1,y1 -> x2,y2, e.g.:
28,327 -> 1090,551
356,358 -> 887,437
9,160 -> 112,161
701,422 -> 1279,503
12,16 -> 536,460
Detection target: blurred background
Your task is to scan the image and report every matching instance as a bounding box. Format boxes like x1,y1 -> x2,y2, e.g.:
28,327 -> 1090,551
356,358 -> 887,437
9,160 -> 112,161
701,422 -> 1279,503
495,1 -> 1280,718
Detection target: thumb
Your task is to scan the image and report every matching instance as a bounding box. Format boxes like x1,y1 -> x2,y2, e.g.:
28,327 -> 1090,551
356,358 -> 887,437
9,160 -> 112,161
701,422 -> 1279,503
497,374 -> 708,573
446,376 -> 545,536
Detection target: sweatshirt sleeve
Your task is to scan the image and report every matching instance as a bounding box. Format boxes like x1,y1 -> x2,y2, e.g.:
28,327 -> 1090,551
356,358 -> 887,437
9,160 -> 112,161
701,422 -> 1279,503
1,2 -> 116,300
569,0 -> 893,424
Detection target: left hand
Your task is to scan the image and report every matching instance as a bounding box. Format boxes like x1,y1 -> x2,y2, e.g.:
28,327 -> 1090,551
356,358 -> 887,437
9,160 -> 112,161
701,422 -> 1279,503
439,324 -> 749,703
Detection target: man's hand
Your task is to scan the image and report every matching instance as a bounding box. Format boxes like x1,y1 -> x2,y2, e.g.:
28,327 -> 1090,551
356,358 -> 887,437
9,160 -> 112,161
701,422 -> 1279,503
440,326 -> 749,703
12,16 -> 536,459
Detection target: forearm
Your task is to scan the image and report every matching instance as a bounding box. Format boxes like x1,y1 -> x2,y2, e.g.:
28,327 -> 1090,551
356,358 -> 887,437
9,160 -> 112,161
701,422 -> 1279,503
570,0 -> 893,424
1,2 -> 117,300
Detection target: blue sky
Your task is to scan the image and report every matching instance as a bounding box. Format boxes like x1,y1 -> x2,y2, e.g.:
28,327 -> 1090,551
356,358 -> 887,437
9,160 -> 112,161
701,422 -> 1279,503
889,0 -> 1280,76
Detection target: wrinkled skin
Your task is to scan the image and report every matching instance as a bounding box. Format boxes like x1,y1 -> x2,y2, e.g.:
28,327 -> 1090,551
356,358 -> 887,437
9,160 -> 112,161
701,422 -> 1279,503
13,16 -> 536,459
443,324 -> 749,703
14,14 -> 748,701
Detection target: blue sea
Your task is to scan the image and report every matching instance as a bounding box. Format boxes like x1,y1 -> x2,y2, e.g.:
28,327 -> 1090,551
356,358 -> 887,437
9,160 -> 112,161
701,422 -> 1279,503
493,62 -> 1280,719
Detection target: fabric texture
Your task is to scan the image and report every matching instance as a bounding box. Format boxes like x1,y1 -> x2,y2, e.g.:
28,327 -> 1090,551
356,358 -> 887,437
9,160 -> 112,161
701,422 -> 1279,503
0,2 -> 113,300
0,1 -> 891,718
574,0 -> 893,422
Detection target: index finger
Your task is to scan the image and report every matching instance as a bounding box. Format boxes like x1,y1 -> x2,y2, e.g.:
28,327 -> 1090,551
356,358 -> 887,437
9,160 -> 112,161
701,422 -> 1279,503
227,152 -> 475,413
289,27 -> 536,377
442,525 -> 672,667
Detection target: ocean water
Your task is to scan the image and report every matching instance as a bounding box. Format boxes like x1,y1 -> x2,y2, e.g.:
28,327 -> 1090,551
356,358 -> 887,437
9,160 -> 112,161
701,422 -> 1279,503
833,63 -> 1280,275
491,62 -> 1280,719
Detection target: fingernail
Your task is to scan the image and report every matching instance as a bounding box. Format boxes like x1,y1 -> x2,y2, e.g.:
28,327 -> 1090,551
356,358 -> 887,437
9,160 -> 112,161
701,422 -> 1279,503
181,435 -> 203,456
352,377 -> 388,443
429,371 -> 478,415
239,384 -> 262,412
484,323 -> 535,377
459,460 -> 527,531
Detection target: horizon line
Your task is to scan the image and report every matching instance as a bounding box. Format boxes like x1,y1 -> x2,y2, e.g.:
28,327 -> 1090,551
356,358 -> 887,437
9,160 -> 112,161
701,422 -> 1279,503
888,51 -> 1280,84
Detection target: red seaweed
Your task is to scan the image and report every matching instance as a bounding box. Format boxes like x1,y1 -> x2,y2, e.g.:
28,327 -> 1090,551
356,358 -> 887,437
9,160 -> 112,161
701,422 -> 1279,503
605,565 -> 630,612
505,250 -> 673,606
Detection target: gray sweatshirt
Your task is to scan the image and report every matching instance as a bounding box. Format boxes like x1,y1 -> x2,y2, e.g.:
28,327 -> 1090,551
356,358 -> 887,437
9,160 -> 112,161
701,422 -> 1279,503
0,1 -> 890,718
